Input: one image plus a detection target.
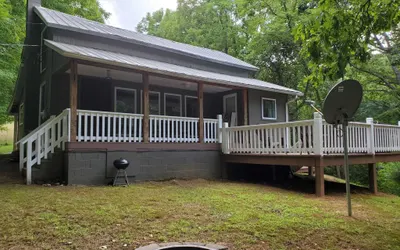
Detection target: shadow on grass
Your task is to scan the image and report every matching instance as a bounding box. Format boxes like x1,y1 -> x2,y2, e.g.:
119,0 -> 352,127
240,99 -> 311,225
225,163 -> 370,196
0,154 -> 23,184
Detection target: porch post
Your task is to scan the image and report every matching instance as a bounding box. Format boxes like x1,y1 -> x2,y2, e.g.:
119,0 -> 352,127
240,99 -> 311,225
198,82 -> 204,143
69,60 -> 78,142
143,73 -> 150,143
243,89 -> 248,125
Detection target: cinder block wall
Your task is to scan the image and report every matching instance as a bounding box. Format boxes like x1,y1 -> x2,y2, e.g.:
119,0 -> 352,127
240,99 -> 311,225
65,150 -> 222,185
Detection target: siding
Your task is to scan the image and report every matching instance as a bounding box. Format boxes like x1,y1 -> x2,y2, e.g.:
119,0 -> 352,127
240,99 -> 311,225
248,89 -> 288,124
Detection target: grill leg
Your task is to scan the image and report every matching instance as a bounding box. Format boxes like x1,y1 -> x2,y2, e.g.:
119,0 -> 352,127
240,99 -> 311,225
113,169 -> 120,186
124,170 -> 129,186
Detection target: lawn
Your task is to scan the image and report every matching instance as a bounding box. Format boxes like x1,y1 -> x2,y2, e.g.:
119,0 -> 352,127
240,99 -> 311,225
0,180 -> 399,250
0,144 -> 13,154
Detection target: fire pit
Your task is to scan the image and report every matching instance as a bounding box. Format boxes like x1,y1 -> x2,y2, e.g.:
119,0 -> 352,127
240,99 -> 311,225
136,243 -> 227,250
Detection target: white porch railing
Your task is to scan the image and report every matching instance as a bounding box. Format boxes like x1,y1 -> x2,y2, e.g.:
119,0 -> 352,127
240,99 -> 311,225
77,110 -> 222,143
77,110 -> 143,142
17,108 -> 70,185
222,112 -> 400,156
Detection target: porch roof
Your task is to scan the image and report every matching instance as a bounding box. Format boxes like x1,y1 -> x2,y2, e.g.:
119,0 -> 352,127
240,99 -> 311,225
45,40 -> 303,96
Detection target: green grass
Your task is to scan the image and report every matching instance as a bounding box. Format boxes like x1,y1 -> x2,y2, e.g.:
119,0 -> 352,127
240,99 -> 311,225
0,144 -> 13,154
0,180 -> 399,249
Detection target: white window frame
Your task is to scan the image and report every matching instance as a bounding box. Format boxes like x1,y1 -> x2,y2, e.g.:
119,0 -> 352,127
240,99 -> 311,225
19,103 -> 24,126
261,97 -> 277,120
223,93 -> 238,114
164,93 -> 182,116
38,81 -> 46,125
114,87 -> 137,113
184,95 -> 198,117
40,27 -> 47,73
140,90 -> 161,115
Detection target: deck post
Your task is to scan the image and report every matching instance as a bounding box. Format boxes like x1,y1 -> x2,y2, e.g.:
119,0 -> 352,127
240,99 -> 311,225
368,163 -> 378,194
69,60 -> 78,142
217,114 -> 223,143
198,82 -> 204,143
366,118 -> 375,154
315,166 -> 325,197
222,122 -> 229,154
308,166 -> 313,176
312,112 -> 323,155
243,89 -> 248,125
143,73 -> 150,143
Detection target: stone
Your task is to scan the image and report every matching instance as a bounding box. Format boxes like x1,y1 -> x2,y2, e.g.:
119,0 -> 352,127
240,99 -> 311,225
135,243 -> 160,250
99,246 -> 108,250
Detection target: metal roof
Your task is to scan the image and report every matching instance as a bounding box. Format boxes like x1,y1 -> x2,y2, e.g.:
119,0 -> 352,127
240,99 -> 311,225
45,40 -> 303,96
34,6 -> 258,72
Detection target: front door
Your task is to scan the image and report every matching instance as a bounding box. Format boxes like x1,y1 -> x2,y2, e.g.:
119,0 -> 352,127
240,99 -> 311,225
223,93 -> 237,126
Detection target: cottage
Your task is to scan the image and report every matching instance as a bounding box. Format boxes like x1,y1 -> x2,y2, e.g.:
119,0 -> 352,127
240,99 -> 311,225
11,0 -> 400,196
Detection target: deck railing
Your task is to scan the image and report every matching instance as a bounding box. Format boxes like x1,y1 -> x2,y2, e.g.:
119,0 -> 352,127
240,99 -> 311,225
77,110 -> 222,143
222,113 -> 400,156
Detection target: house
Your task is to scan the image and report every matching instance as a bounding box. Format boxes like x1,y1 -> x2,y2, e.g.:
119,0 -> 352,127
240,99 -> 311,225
10,0 -> 301,185
11,0 -> 400,197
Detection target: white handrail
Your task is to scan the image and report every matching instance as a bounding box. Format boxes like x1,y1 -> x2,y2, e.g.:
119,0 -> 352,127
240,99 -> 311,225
18,108 -> 70,185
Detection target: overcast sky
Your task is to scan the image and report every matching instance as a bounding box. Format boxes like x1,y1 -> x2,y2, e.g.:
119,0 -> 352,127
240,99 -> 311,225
99,0 -> 177,31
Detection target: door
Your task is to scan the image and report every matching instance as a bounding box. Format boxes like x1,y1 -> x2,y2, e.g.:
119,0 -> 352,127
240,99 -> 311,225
223,93 -> 237,126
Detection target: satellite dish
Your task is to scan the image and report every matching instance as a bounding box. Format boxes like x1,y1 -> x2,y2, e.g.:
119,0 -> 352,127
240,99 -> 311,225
322,79 -> 363,217
322,80 -> 363,125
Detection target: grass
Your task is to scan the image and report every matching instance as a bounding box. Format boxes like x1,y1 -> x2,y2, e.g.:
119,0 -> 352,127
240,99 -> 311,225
0,144 -> 13,154
0,180 -> 399,250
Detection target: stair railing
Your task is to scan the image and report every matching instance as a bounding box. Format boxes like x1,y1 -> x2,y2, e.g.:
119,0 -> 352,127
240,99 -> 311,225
17,108 -> 70,185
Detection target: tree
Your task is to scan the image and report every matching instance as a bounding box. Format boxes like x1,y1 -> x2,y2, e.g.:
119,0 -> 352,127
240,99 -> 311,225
0,0 -> 109,127
294,0 -> 400,83
137,0 -> 245,57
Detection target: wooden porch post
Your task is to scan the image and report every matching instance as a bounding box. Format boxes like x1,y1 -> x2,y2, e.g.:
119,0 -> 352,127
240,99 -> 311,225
315,166 -> 325,197
243,89 -> 248,125
69,60 -> 78,142
198,82 -> 204,143
143,73 -> 150,143
368,163 -> 378,194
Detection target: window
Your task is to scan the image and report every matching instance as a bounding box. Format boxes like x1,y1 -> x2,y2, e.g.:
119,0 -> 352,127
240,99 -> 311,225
38,82 -> 46,124
141,91 -> 161,115
261,97 -> 277,120
164,93 -> 182,116
114,88 -> 137,113
185,96 -> 198,117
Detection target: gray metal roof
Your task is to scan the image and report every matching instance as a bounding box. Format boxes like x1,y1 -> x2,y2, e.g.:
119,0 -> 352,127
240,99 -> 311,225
45,40 -> 303,96
34,6 -> 258,72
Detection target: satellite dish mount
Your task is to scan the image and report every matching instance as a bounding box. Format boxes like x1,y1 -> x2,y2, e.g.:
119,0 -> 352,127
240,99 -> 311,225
322,80 -> 363,217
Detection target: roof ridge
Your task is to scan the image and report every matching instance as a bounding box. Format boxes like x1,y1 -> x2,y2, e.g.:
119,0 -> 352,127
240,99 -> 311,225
35,6 -> 257,70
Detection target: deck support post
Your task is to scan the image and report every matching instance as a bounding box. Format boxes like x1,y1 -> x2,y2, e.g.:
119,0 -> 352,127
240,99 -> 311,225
198,82 -> 204,143
143,73 -> 150,143
69,60 -> 78,142
308,166 -> 313,176
368,163 -> 378,194
13,114 -> 19,151
315,166 -> 325,197
243,89 -> 248,126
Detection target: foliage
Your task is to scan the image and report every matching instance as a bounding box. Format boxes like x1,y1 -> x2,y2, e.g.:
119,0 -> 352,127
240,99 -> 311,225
0,0 -> 109,127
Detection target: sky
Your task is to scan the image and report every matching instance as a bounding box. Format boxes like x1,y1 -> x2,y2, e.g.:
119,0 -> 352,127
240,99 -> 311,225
99,0 -> 177,31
